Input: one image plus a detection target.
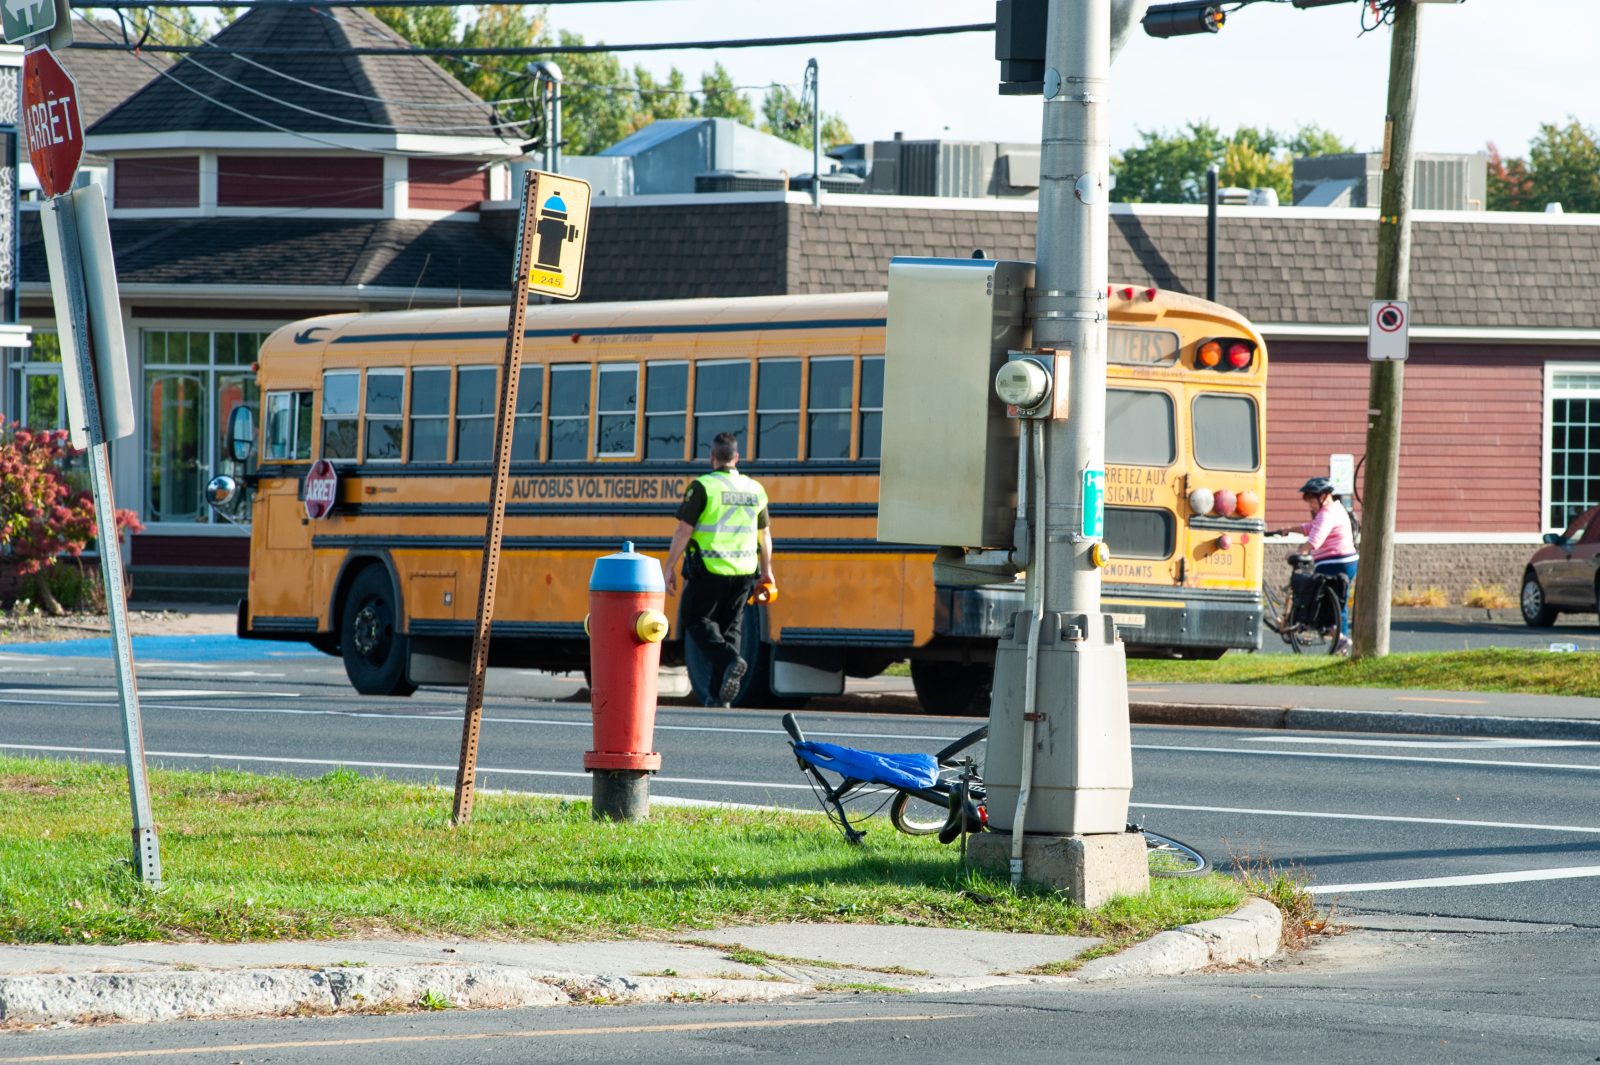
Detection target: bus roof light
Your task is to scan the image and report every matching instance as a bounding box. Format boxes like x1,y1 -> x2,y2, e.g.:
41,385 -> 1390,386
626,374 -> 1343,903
1145,288 -> 1158,300
1121,286 -> 1136,300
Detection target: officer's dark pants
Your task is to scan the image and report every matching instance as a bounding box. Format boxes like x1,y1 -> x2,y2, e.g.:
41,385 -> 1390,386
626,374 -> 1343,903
681,571 -> 755,702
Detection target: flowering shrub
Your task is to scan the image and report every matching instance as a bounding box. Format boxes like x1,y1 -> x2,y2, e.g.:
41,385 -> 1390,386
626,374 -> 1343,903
0,421 -> 143,613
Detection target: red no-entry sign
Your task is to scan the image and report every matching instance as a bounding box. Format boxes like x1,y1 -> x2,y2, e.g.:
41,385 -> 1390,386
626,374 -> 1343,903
22,46 -> 82,200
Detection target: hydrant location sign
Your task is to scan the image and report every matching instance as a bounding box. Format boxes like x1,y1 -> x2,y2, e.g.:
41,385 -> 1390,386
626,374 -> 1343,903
525,170 -> 591,301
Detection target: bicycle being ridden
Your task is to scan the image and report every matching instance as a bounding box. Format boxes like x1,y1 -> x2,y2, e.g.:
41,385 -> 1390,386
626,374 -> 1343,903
1265,476 -> 1358,656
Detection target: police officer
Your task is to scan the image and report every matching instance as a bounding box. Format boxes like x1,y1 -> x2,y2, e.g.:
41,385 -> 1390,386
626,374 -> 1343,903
664,432 -> 776,706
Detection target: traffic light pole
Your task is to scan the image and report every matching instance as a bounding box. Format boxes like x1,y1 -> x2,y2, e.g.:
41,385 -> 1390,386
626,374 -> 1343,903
972,0 -> 1148,903
1351,0 -> 1421,658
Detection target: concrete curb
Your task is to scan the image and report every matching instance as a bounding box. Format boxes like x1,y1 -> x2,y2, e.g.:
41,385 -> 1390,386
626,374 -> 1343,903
1073,897 -> 1283,982
1131,701 -> 1600,741
0,899 -> 1286,1026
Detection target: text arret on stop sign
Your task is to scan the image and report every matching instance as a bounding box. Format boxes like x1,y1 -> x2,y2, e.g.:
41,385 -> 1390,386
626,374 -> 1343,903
21,46 -> 83,199
1367,299 -> 1410,362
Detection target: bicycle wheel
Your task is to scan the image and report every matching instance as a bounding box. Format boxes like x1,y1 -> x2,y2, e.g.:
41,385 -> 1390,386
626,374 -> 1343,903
1143,831 -> 1211,877
889,791 -> 952,835
1317,582 -> 1346,656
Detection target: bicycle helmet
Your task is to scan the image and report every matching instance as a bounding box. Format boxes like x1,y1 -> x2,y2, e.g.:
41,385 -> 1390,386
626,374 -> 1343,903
1298,476 -> 1335,496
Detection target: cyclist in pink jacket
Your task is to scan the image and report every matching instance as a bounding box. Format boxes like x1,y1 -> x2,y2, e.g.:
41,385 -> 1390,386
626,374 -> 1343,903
1270,477 -> 1358,653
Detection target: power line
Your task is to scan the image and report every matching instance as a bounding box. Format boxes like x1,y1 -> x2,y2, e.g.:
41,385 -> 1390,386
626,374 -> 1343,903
68,22 -> 996,57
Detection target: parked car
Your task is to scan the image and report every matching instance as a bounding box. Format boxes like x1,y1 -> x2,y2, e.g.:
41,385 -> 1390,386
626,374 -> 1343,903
1521,504 -> 1600,626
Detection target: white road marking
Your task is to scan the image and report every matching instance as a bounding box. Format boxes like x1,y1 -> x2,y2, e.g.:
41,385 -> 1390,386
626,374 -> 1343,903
1245,736 -> 1597,750
0,743 -> 814,791
0,687 -> 299,699
151,665 -> 288,678
1309,866 -> 1600,895
1132,801 -> 1600,835
1135,742 -> 1600,774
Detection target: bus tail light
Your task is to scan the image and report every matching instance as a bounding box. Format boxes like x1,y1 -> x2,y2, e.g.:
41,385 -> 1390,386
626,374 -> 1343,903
1197,340 -> 1223,368
1188,487 -> 1214,516
1197,337 -> 1256,371
1235,490 -> 1260,518
1213,489 -> 1237,517
1226,341 -> 1255,369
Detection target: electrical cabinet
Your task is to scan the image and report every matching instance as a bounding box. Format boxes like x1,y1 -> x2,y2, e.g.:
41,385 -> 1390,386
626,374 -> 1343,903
877,256 -> 1032,549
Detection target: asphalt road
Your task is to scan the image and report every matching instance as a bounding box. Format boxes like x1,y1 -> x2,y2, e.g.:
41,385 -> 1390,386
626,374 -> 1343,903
1260,615 -> 1600,654
2,647 -> 1598,926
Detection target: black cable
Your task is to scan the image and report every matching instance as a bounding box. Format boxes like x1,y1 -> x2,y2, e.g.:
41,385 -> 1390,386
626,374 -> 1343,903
67,22 -> 996,56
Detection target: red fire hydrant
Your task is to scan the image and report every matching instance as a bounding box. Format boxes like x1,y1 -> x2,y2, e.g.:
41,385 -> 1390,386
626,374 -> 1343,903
584,541 -> 669,821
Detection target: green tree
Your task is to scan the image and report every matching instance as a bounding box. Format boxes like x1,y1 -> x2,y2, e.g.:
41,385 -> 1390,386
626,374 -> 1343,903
1528,118 -> 1600,213
88,4 -> 232,45
760,84 -> 851,151
633,65 -> 695,125
1113,122 -> 1352,203
1486,142 -> 1534,211
698,63 -> 755,126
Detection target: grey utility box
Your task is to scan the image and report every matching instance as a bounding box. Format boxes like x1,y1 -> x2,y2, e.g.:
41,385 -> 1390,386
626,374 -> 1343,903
877,256 -> 1032,549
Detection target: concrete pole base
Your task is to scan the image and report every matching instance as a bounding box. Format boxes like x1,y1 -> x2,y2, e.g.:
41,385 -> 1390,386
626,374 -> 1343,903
590,770 -> 650,822
966,830 -> 1150,908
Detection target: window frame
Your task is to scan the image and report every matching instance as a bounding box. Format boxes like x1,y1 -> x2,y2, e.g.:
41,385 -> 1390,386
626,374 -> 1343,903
452,365 -> 498,465
643,360 -> 688,462
407,366 -> 452,464
806,355 -> 856,461
858,355 -> 885,462
755,357 -> 802,461
1190,391 -> 1260,473
1106,387 -> 1177,468
512,362 -> 545,463
362,367 -> 407,463
547,362 -> 593,462
263,389 -> 315,462
1543,363 -> 1600,532
692,358 -> 752,460
595,362 -> 640,459
320,368 -> 362,463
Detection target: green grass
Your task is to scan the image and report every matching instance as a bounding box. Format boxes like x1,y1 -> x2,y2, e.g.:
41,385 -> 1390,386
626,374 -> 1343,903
0,757 -> 1243,946
1127,647 -> 1600,698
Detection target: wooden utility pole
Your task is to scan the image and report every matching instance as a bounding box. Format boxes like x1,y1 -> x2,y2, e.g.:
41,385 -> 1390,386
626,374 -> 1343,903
1351,0 -> 1421,659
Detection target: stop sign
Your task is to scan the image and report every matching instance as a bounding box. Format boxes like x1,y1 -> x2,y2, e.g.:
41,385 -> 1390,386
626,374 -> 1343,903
303,459 -> 340,520
22,47 -> 82,200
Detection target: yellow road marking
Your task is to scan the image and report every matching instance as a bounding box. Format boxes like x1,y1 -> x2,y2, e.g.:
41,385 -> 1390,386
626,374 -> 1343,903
0,1013 -> 967,1063
1392,696 -> 1487,705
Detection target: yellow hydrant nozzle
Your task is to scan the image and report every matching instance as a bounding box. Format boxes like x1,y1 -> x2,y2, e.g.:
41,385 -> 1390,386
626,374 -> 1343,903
634,609 -> 669,643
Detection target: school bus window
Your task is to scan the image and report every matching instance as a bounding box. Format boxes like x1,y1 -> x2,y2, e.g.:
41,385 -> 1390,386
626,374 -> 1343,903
859,356 -> 885,460
321,370 -> 359,461
1107,389 -> 1175,466
1105,506 -> 1175,559
548,364 -> 591,461
1193,393 -> 1259,471
807,356 -> 853,460
264,390 -> 313,462
512,364 -> 544,461
455,366 -> 497,463
757,359 -> 800,460
644,361 -> 687,461
596,364 -> 638,457
363,369 -> 405,462
409,367 -> 450,462
694,359 -> 750,458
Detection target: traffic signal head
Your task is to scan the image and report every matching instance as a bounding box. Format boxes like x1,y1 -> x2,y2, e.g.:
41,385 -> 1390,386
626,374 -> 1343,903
1142,1 -> 1225,38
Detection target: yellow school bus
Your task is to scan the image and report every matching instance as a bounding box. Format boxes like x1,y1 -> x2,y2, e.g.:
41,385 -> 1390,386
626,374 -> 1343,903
232,285 -> 1266,712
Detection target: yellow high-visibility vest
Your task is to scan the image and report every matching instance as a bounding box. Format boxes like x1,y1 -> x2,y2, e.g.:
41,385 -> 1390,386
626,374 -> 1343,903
690,469 -> 768,576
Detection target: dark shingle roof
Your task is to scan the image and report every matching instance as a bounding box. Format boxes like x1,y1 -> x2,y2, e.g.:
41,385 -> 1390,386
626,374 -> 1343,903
88,5 -> 517,140
581,200 -> 1600,331
62,21 -> 173,129
21,213 -> 513,293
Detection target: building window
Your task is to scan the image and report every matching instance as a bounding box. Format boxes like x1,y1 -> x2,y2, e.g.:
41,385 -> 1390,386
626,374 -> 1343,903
409,367 -> 450,463
859,356 -> 885,461
6,329 -> 63,431
644,361 -> 687,461
694,359 -> 749,458
454,366 -> 497,463
807,356 -> 853,460
548,364 -> 591,461
757,359 -> 800,460
363,369 -> 405,461
320,370 -> 360,461
217,156 -> 384,209
264,391 -> 314,462
1547,369 -> 1600,529
596,364 -> 638,457
114,156 -> 199,209
512,364 -> 544,461
143,330 -> 265,524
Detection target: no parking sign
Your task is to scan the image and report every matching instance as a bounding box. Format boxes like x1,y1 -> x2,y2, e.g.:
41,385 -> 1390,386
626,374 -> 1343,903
1368,300 -> 1410,362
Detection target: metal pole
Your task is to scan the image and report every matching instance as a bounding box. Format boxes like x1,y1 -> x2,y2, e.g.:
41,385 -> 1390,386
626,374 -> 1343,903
56,193 -> 161,887
1351,0 -> 1421,659
451,171 -> 538,825
1206,165 -> 1218,302
807,57 -> 821,210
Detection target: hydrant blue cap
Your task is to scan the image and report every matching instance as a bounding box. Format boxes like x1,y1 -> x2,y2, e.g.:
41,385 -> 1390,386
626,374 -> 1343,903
589,540 -> 665,593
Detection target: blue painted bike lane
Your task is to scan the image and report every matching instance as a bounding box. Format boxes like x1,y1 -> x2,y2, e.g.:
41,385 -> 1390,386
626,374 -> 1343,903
0,634 -> 323,662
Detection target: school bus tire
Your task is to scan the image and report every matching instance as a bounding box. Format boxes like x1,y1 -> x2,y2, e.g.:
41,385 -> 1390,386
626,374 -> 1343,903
339,565 -> 417,697
909,659 -> 992,717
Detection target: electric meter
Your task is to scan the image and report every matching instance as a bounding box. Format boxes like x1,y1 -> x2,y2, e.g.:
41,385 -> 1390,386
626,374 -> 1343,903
994,357 -> 1052,414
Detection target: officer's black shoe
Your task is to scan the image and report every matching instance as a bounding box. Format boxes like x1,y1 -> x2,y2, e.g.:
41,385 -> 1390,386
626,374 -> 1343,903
717,655 -> 748,705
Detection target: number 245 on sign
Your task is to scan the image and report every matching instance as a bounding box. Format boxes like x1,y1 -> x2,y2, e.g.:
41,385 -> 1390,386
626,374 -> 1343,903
531,270 -> 565,288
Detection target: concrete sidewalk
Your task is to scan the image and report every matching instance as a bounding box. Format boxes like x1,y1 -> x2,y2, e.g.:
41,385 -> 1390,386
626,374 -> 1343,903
0,902 -> 1282,1027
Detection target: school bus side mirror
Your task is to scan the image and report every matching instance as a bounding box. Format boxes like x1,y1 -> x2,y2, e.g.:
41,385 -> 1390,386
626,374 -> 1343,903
226,404 -> 257,463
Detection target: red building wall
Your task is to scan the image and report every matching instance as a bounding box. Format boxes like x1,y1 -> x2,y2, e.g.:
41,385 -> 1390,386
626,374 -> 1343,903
407,158 -> 488,213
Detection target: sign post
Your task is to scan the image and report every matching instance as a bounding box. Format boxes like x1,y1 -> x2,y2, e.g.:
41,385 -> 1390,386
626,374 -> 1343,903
452,170 -> 589,826
29,45 -> 161,888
